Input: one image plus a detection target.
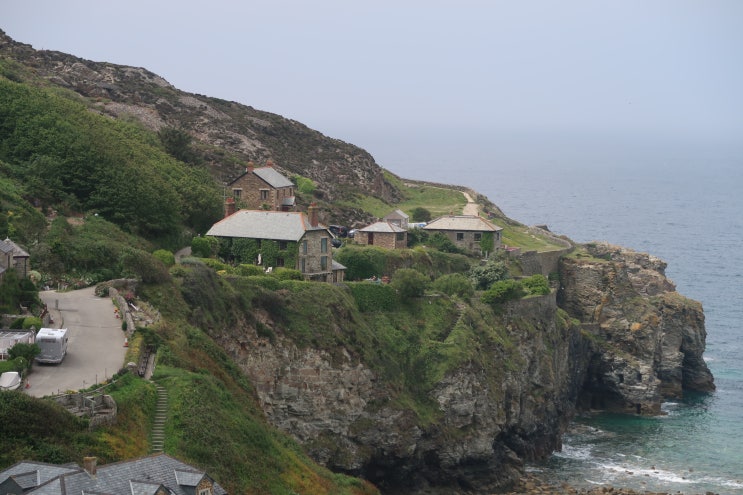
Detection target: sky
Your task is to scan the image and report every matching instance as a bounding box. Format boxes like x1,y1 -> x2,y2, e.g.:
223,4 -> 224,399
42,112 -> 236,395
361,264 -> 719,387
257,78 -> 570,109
2,1 -> 742,174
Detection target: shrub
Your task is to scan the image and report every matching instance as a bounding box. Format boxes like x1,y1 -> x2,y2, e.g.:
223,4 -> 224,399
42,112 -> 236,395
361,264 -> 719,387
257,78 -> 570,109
391,268 -> 429,299
481,279 -> 525,305
522,274 -> 550,295
191,235 -> 220,258
469,260 -> 508,290
234,264 -> 265,277
245,275 -> 280,290
119,248 -> 171,284
406,227 -> 428,248
21,317 -> 42,330
293,175 -> 316,195
411,207 -> 432,222
152,249 -> 175,267
428,232 -> 459,253
348,282 -> 398,312
270,267 -> 303,281
334,246 -> 387,280
431,273 -> 474,299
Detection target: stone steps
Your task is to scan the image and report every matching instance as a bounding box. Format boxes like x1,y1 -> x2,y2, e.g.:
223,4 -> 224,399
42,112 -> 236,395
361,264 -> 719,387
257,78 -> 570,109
150,383 -> 167,453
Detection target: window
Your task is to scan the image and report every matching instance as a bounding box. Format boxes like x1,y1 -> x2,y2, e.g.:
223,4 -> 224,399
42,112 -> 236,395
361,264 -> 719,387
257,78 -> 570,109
474,232 -> 482,241
232,188 -> 242,199
278,240 -> 288,250
302,240 -> 308,254
276,257 -> 285,267
396,232 -> 405,241
456,232 -> 464,241
198,489 -> 212,495
320,256 -> 328,271
321,237 -> 328,253
260,189 -> 269,200
301,259 -> 306,273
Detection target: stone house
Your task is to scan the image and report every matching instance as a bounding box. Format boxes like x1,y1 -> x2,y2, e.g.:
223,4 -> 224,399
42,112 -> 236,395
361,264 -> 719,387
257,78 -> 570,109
227,162 -> 296,211
382,209 -> 409,229
206,204 -> 345,282
0,238 -> 29,279
0,454 -> 227,495
356,221 -> 407,249
424,215 -> 503,255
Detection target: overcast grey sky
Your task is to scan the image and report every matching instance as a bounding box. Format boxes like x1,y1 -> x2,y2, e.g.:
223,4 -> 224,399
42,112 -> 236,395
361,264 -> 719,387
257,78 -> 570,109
2,1 -> 742,173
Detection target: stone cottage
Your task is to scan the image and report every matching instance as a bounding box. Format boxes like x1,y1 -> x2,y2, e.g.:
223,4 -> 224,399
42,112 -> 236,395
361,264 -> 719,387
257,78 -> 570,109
382,209 -> 409,229
206,204 -> 345,282
424,215 -> 503,255
0,238 -> 29,279
356,221 -> 408,249
227,162 -> 296,211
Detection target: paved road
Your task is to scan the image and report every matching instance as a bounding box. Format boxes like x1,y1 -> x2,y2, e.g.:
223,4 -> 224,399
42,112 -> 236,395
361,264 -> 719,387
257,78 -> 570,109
28,287 -> 128,397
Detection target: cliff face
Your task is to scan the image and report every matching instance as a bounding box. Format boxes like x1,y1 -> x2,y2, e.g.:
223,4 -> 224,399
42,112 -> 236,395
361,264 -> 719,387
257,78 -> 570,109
558,242 -> 714,415
212,292 -> 588,494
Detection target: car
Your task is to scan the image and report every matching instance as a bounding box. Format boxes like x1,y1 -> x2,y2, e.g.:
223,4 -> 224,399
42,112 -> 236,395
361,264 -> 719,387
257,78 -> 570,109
328,225 -> 348,238
347,228 -> 357,238
331,238 -> 342,248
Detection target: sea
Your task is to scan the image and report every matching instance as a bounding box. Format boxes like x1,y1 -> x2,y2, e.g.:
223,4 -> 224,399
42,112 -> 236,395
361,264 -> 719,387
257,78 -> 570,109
368,131 -> 743,495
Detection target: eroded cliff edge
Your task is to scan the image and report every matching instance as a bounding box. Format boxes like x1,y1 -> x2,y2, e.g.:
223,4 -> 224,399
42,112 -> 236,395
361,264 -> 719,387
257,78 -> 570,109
205,241 -> 713,494
559,242 -> 714,416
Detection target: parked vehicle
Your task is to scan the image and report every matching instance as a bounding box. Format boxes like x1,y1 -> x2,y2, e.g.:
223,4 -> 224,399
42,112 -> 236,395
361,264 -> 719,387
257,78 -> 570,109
35,328 -> 69,364
328,225 -> 348,238
348,228 -> 357,238
0,371 -> 21,391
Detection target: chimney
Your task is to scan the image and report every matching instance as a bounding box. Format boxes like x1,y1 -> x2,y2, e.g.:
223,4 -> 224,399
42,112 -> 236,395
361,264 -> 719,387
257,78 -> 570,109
308,202 -> 319,227
246,161 -> 255,174
265,159 -> 274,168
224,197 -> 236,218
83,457 -> 97,476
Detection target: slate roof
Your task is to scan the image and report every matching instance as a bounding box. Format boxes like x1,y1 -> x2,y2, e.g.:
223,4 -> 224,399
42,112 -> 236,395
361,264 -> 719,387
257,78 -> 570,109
0,454 -> 228,495
331,259 -> 347,271
359,221 -> 407,233
424,215 -> 502,232
383,209 -> 409,220
252,166 -> 294,188
206,210 -> 327,241
0,238 -> 29,257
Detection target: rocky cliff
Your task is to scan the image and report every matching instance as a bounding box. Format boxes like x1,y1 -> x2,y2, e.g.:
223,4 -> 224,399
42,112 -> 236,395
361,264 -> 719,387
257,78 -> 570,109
211,286 -> 589,494
558,242 -> 715,415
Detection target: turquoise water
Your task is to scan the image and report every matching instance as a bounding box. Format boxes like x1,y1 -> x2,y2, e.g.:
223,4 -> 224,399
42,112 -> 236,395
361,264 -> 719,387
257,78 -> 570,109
382,139 -> 743,494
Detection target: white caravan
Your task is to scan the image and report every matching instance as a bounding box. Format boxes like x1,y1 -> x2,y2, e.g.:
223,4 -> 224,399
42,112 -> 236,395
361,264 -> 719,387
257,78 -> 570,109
35,328 -> 68,364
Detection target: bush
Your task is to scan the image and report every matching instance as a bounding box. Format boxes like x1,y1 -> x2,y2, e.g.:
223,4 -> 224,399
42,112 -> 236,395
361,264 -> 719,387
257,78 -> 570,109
21,317 -> 42,330
431,273 -> 474,299
245,275 -> 281,290
152,249 -> 175,267
234,264 -> 265,277
334,246 -> 387,280
411,207 -> 432,222
469,260 -> 509,290
191,236 -> 220,258
406,228 -> 428,248
481,279 -> 525,305
428,232 -> 459,253
522,274 -> 550,295
391,268 -> 429,299
347,282 -> 398,312
119,248 -> 171,284
270,267 -> 303,281
293,175 -> 316,195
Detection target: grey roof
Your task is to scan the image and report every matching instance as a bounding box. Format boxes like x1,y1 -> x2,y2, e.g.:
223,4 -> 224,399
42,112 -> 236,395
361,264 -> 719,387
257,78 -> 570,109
0,461 -> 80,492
1,238 -> 29,258
331,259 -> 347,271
359,221 -> 406,233
252,167 -> 294,188
280,196 -> 296,206
383,209 -> 409,220
206,210 -> 327,241
424,215 -> 502,232
6,454 -> 228,495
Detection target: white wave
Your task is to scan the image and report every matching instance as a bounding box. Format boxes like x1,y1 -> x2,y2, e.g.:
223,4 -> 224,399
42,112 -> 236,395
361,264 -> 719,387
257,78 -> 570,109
597,462 -> 693,485
553,443 -> 593,461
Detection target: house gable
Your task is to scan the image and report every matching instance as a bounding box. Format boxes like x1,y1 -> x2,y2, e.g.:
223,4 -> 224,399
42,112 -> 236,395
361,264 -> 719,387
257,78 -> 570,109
227,164 -> 295,211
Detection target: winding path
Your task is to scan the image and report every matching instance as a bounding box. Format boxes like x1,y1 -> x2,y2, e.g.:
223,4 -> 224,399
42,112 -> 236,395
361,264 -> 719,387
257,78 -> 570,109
462,191 -> 479,216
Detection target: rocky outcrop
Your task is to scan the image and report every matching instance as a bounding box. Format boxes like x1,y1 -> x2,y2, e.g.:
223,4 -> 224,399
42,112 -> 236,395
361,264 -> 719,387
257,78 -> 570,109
558,242 -> 714,415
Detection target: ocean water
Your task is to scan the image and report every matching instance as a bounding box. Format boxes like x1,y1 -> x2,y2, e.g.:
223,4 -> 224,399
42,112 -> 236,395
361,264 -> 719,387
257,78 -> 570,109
376,135 -> 743,494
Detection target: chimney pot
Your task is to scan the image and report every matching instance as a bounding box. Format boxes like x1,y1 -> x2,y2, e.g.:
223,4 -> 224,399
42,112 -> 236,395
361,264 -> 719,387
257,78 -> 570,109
83,457 -> 97,476
225,197 -> 236,218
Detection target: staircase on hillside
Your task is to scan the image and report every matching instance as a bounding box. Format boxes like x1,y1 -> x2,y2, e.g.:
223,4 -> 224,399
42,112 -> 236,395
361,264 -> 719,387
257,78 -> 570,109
150,383 -> 167,453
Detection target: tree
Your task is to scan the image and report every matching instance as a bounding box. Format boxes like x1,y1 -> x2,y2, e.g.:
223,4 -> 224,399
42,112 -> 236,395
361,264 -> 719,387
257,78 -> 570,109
432,273 -> 474,299
469,259 -> 508,290
411,207 -> 432,223
9,342 -> 40,371
158,127 -> 198,164
481,279 -> 525,305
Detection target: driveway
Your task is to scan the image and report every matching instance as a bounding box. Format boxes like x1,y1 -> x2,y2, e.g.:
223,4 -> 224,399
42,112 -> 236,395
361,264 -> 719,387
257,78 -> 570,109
28,287 -> 128,397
